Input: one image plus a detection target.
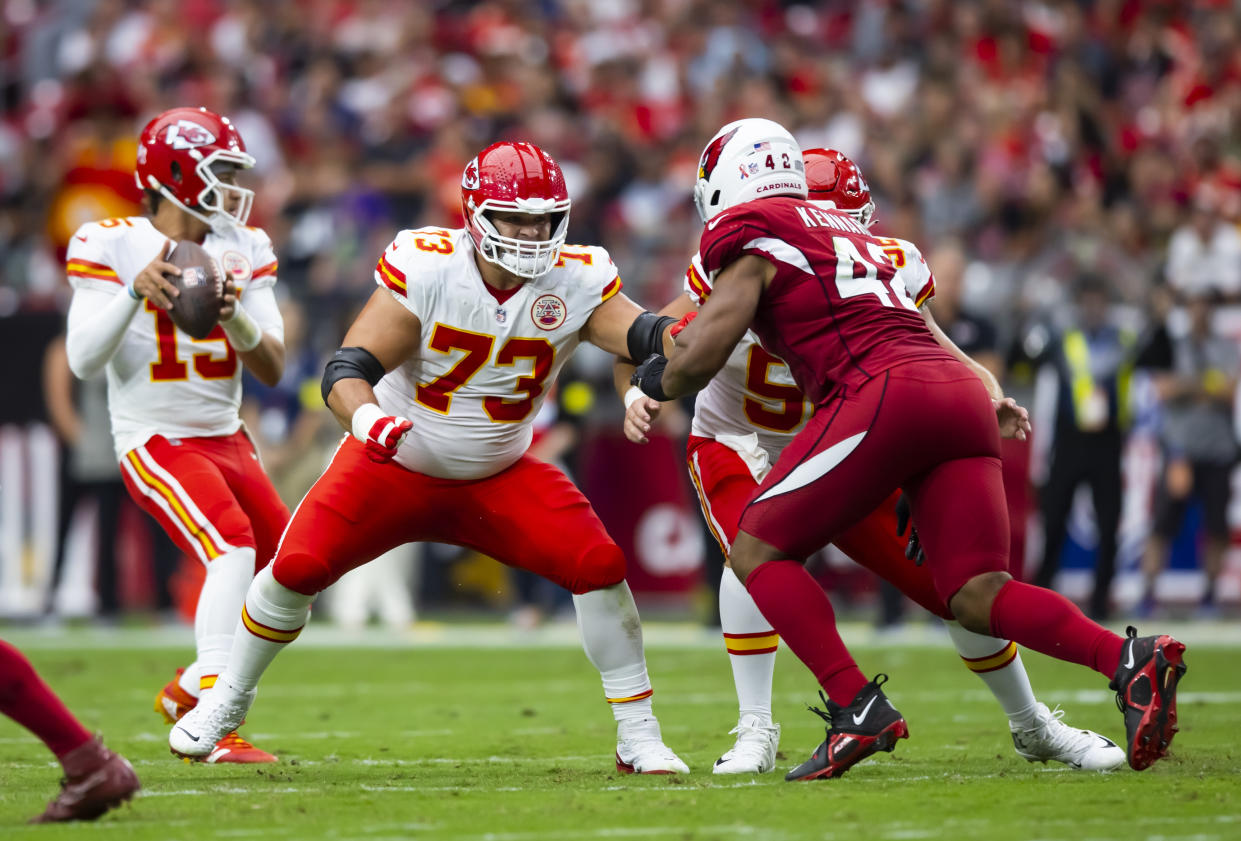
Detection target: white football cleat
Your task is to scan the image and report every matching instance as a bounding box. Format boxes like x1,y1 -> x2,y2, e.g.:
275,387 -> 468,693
615,718 -> 689,774
712,713 -> 780,774
169,677 -> 256,759
1010,702 -> 1125,771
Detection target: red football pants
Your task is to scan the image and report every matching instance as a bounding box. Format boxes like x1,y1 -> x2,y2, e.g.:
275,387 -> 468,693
120,430 -> 289,570
739,361 -> 1010,607
271,437 -> 626,596
687,435 -> 950,619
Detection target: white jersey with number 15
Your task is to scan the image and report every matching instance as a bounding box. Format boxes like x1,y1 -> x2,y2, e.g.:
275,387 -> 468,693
65,216 -> 280,459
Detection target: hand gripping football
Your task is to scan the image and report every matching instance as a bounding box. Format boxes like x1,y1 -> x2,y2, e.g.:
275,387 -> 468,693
165,240 -> 224,340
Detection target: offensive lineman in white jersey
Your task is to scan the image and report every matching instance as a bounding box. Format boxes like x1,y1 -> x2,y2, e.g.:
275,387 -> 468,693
617,146 -> 1124,776
170,141 -> 689,774
65,107 -> 286,763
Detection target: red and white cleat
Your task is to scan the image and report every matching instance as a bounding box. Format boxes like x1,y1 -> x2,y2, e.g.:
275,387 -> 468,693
204,731 -> 277,764
153,668 -> 196,725
158,671 -> 276,763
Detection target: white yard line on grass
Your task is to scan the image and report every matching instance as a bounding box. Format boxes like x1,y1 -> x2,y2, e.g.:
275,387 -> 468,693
7,620 -> 1240,650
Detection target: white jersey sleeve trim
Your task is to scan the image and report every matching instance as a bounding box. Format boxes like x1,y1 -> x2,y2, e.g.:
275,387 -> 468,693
743,237 -> 815,275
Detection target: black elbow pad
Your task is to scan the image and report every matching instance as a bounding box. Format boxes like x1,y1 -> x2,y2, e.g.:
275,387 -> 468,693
626,312 -> 677,361
321,346 -> 386,404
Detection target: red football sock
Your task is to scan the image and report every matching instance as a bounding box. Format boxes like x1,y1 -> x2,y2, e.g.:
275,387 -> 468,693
0,641 -> 93,759
745,560 -> 868,704
988,581 -> 1125,679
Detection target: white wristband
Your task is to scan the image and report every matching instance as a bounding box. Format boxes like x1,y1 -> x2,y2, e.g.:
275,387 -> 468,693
221,302 -> 263,352
624,386 -> 647,410
351,402 -> 386,443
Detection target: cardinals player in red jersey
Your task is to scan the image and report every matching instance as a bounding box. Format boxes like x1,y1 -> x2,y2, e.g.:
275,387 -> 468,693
615,147 -> 1124,775
64,106 -> 287,763
170,141 -> 689,774
633,119 -> 1187,779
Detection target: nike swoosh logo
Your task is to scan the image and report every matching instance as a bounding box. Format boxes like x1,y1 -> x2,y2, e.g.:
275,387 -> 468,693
175,726 -> 200,743
75,235 -> 88,242
852,695 -> 877,725
707,214 -> 728,230
1123,643 -> 1136,670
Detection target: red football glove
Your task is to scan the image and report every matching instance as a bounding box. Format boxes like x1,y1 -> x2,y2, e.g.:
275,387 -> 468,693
352,404 -> 412,463
364,416 -> 412,463
670,310 -> 697,340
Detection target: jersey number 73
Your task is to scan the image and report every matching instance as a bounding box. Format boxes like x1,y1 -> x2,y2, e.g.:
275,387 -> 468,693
415,324 -> 554,423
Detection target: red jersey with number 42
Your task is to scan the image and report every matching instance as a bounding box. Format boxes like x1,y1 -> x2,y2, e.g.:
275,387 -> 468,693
697,195 -> 953,405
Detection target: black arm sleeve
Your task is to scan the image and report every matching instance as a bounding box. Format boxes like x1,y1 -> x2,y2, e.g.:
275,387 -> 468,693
626,312 -> 677,362
321,346 -> 386,404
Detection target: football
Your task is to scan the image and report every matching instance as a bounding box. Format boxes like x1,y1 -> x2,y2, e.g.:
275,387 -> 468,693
165,240 -> 225,340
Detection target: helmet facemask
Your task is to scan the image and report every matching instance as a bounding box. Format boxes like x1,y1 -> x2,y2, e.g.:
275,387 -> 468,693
151,151 -> 256,234
815,198 -> 876,229
468,196 -> 570,279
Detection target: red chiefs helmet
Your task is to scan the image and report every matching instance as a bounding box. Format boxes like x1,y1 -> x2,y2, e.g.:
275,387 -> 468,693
135,107 -> 256,232
803,148 -> 876,227
461,141 -> 570,279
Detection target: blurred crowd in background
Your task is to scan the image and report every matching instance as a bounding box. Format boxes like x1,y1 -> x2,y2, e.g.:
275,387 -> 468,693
1,0 -> 1240,628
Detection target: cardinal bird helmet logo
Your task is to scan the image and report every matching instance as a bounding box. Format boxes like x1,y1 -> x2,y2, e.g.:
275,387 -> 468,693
698,127 -> 739,181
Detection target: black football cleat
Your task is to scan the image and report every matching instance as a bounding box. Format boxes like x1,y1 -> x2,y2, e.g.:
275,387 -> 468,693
784,674 -> 909,781
1109,625 -> 1187,771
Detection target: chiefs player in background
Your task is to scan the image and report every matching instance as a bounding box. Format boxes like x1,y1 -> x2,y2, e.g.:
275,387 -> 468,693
617,147 -> 1123,776
170,141 -> 688,774
633,119 -> 1187,779
1,640 -> 139,821
64,107 -> 287,763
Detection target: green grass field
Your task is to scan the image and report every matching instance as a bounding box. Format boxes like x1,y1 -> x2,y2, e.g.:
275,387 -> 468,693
2,624 -> 1238,841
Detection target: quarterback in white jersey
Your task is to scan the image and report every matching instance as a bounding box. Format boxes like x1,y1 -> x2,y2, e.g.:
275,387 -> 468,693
66,215 -> 280,457
171,141 -> 690,776
64,107 -> 288,764
615,146 -> 1122,776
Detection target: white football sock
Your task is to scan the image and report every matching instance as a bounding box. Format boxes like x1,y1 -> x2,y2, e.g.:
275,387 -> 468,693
946,620 -> 1039,728
177,662 -> 203,699
572,582 -> 654,723
720,567 -> 777,722
195,548 -> 255,688
221,565 -> 312,693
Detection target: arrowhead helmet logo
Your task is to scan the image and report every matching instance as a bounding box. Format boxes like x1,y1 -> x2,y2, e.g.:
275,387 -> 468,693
462,157 -> 480,190
698,127 -> 740,180
165,120 -> 217,150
